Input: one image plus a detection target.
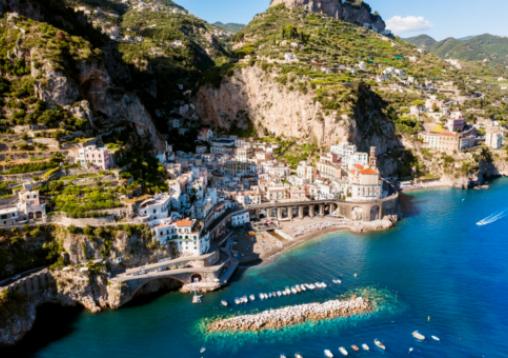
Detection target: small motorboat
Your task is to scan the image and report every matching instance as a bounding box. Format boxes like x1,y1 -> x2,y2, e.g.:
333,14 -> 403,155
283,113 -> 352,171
374,339 -> 386,350
249,294 -> 256,301
324,349 -> 334,357
220,300 -> 228,307
409,347 -> 414,353
361,343 -> 370,351
295,354 -> 303,358
199,347 -> 206,354
192,294 -> 203,304
412,330 -> 426,341
332,279 -> 342,285
431,335 -> 441,342
351,345 -> 360,352
338,346 -> 348,356
280,355 -> 287,358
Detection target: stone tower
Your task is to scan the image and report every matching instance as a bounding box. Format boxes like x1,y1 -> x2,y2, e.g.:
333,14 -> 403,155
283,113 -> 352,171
369,146 -> 377,168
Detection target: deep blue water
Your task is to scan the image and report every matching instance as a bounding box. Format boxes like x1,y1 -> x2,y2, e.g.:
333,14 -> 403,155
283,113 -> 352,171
28,180 -> 508,357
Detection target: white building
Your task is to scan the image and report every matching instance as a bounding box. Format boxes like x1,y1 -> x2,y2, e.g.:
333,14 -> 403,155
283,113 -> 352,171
0,183 -> 46,226
296,161 -> 314,182
77,143 -> 114,170
231,211 -> 250,227
138,194 -> 171,222
153,218 -> 210,257
485,126 -> 504,149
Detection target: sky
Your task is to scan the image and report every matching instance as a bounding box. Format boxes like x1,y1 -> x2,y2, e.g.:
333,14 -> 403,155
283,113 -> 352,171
174,0 -> 508,40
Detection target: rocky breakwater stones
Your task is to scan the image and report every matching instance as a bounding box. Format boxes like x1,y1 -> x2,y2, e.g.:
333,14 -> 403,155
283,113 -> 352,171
207,294 -> 374,333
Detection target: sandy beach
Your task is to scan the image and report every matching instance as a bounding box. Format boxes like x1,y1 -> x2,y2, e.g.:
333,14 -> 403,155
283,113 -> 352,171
236,216 -> 397,265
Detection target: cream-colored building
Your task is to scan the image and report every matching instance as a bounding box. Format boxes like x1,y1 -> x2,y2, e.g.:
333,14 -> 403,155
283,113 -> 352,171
420,131 -> 460,152
349,165 -> 382,202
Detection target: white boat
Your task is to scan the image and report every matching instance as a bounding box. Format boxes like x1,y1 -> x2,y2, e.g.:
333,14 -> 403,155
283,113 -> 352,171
200,347 -> 206,354
192,294 -> 202,304
361,343 -> 370,351
374,339 -> 386,350
350,345 -> 360,352
220,300 -> 228,307
280,355 -> 287,358
332,279 -> 342,285
338,346 -> 348,356
412,330 -> 426,341
409,347 -> 414,353
324,349 -> 334,357
295,354 -> 303,358
249,294 -> 256,301
431,335 -> 441,342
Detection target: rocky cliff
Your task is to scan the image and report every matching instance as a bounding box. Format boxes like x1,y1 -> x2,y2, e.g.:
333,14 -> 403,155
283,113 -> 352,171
270,0 -> 386,32
196,66 -> 402,176
0,224 -> 170,346
0,1 -> 166,150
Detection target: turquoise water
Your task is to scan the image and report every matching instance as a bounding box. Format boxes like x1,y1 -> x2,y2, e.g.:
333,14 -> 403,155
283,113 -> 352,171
16,180 -> 508,357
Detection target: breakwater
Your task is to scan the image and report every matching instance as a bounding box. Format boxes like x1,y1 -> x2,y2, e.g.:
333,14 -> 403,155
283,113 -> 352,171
207,294 -> 374,333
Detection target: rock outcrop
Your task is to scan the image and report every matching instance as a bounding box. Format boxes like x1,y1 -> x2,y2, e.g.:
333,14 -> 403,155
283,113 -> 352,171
270,0 -> 386,33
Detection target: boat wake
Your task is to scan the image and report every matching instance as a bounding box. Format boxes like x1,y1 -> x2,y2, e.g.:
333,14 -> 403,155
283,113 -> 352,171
476,210 -> 508,227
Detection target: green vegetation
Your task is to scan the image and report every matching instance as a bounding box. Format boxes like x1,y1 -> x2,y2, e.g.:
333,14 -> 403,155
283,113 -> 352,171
0,226 -> 61,280
213,22 -> 245,34
0,16 -> 94,131
261,136 -> 319,169
407,34 -> 508,74
48,182 -> 122,218
0,154 -> 63,175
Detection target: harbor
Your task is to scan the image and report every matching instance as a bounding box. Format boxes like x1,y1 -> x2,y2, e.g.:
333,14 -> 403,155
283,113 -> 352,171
6,180 -> 508,357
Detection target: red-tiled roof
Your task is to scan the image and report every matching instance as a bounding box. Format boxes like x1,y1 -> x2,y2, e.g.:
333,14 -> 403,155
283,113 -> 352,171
360,168 -> 378,175
174,218 -> 193,227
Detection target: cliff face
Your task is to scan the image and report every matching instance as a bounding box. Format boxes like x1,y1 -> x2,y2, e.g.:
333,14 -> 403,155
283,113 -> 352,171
196,66 -> 402,176
270,0 -> 386,32
0,2 -> 165,149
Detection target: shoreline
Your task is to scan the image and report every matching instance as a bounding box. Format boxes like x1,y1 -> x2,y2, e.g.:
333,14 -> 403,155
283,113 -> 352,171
244,216 -> 397,266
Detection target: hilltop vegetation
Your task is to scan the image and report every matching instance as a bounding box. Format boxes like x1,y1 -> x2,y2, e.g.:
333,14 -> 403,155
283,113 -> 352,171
406,34 -> 508,75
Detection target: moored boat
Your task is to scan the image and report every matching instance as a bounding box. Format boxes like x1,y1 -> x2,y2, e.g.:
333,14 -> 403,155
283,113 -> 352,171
361,343 -> 369,351
374,339 -> 386,350
192,294 -> 202,304
351,344 -> 360,352
338,346 -> 348,356
220,300 -> 228,307
431,335 -> 440,342
295,353 -> 303,358
412,330 -> 426,341
199,347 -> 206,354
324,349 -> 334,357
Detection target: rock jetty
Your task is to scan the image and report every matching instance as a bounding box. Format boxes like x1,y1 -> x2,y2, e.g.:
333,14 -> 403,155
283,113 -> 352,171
208,295 -> 373,332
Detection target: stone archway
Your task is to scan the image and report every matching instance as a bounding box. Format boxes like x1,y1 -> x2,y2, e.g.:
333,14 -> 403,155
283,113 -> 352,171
191,274 -> 203,283
370,205 -> 380,221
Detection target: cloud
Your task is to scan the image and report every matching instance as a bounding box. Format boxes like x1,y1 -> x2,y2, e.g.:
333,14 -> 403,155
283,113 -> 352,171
386,16 -> 432,35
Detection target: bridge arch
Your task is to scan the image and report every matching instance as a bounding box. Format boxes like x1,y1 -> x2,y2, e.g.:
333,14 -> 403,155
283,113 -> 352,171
127,277 -> 184,303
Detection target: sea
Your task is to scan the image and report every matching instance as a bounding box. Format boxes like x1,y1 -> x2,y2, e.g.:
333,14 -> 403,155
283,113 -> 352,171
8,178 -> 508,357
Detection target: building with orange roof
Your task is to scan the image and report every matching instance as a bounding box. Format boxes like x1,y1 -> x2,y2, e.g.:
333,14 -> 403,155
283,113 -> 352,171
348,165 -> 382,202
